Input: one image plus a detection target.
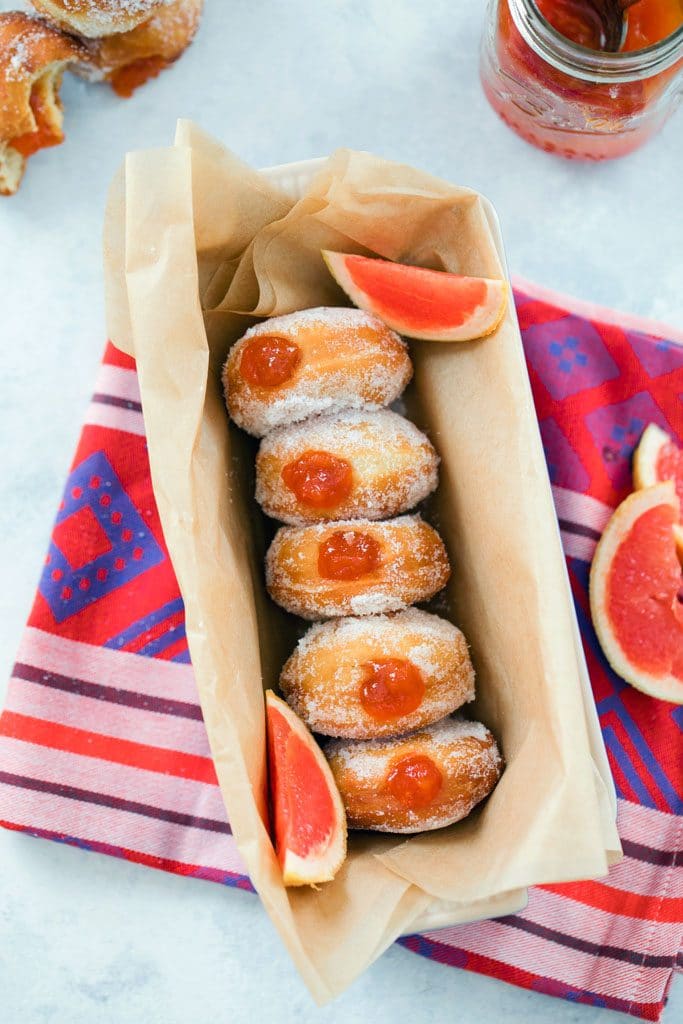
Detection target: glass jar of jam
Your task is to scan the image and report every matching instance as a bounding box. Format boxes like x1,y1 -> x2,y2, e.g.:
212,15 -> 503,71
480,0 -> 683,159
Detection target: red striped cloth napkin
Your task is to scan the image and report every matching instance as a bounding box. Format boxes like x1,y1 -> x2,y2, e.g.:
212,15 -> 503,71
0,279 -> 681,1019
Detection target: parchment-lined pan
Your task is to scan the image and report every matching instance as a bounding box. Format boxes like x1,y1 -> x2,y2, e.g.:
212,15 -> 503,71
103,123 -> 621,1001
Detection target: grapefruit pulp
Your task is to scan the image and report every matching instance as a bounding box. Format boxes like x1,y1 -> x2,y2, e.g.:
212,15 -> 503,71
633,423 -> 683,558
589,483 -> 683,704
265,690 -> 347,886
322,251 -> 507,342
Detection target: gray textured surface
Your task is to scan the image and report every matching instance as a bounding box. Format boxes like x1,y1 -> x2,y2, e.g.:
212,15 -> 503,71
0,1 -> 680,1020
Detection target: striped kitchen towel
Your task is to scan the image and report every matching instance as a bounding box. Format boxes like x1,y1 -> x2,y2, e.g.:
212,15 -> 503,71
0,281 -> 681,1019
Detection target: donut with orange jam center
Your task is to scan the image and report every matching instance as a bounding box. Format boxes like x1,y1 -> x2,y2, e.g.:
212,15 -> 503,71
280,609 -> 474,739
326,717 -> 502,833
265,515 -> 450,620
256,409 -> 438,525
224,307 -> 412,437
0,13 -> 88,195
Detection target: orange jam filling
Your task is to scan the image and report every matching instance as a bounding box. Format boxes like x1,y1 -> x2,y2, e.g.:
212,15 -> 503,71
360,659 -> 426,722
282,451 -> 353,509
110,57 -> 169,99
385,754 -> 443,810
240,335 -> 301,388
317,530 -> 382,581
11,88 -> 62,159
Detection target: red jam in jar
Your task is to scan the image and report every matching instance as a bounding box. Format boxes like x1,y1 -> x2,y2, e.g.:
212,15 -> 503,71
481,0 -> 683,160
386,754 -> 443,810
317,530 -> 382,580
623,0 -> 683,50
360,659 -> 426,721
240,336 -> 301,387
537,0 -> 682,51
282,451 -> 353,509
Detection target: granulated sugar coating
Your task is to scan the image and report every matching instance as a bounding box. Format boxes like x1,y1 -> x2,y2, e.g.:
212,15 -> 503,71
280,609 -> 475,738
5,37 -> 29,82
57,0 -> 164,9
0,12 -> 87,88
143,0 -> 201,44
224,307 -> 412,437
265,515 -> 451,619
256,409 -> 439,525
326,716 -> 503,833
31,1 -> 173,37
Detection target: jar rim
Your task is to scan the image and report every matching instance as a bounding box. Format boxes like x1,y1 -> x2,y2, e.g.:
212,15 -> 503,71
508,0 -> 683,82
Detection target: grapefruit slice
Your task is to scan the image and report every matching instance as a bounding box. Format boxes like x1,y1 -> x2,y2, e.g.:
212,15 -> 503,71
589,483 -> 683,704
633,423 -> 683,559
265,690 -> 347,886
322,251 -> 507,342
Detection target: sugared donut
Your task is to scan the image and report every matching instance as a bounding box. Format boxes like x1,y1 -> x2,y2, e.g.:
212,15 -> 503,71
326,717 -> 502,833
223,307 -> 412,437
79,0 -> 204,97
29,0 -> 166,38
255,410 -> 438,525
265,515 -> 450,620
0,12 -> 88,196
280,609 -> 474,739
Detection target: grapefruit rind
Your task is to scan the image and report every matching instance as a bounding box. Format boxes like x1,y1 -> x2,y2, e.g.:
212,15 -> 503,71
265,690 -> 347,887
322,250 -> 508,342
589,482 -> 683,704
632,423 -> 683,560
632,423 -> 670,490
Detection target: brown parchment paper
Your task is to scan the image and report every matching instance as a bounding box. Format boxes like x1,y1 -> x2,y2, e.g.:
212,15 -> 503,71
103,123 -> 620,1002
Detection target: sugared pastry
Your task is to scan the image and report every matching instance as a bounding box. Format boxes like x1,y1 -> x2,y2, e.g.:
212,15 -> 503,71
256,409 -> 439,526
326,716 -> 502,833
265,515 -> 450,620
223,307 -> 412,437
280,609 -> 474,739
29,0 -> 168,38
77,0 -> 204,97
0,12 -> 88,196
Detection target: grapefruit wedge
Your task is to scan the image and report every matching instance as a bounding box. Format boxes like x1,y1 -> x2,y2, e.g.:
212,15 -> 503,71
265,690 -> 347,886
590,483 -> 683,704
633,423 -> 683,559
322,251 -> 507,342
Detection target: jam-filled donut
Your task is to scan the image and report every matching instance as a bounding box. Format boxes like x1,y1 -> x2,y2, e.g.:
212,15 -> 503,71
256,409 -> 438,526
280,609 -> 474,739
326,717 -> 502,833
224,307 -> 412,437
265,515 -> 450,620
78,0 -> 204,97
29,0 -> 166,37
0,13 -> 88,195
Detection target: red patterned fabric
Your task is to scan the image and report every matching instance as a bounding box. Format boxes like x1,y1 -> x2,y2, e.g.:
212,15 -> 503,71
0,280 -> 681,1018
